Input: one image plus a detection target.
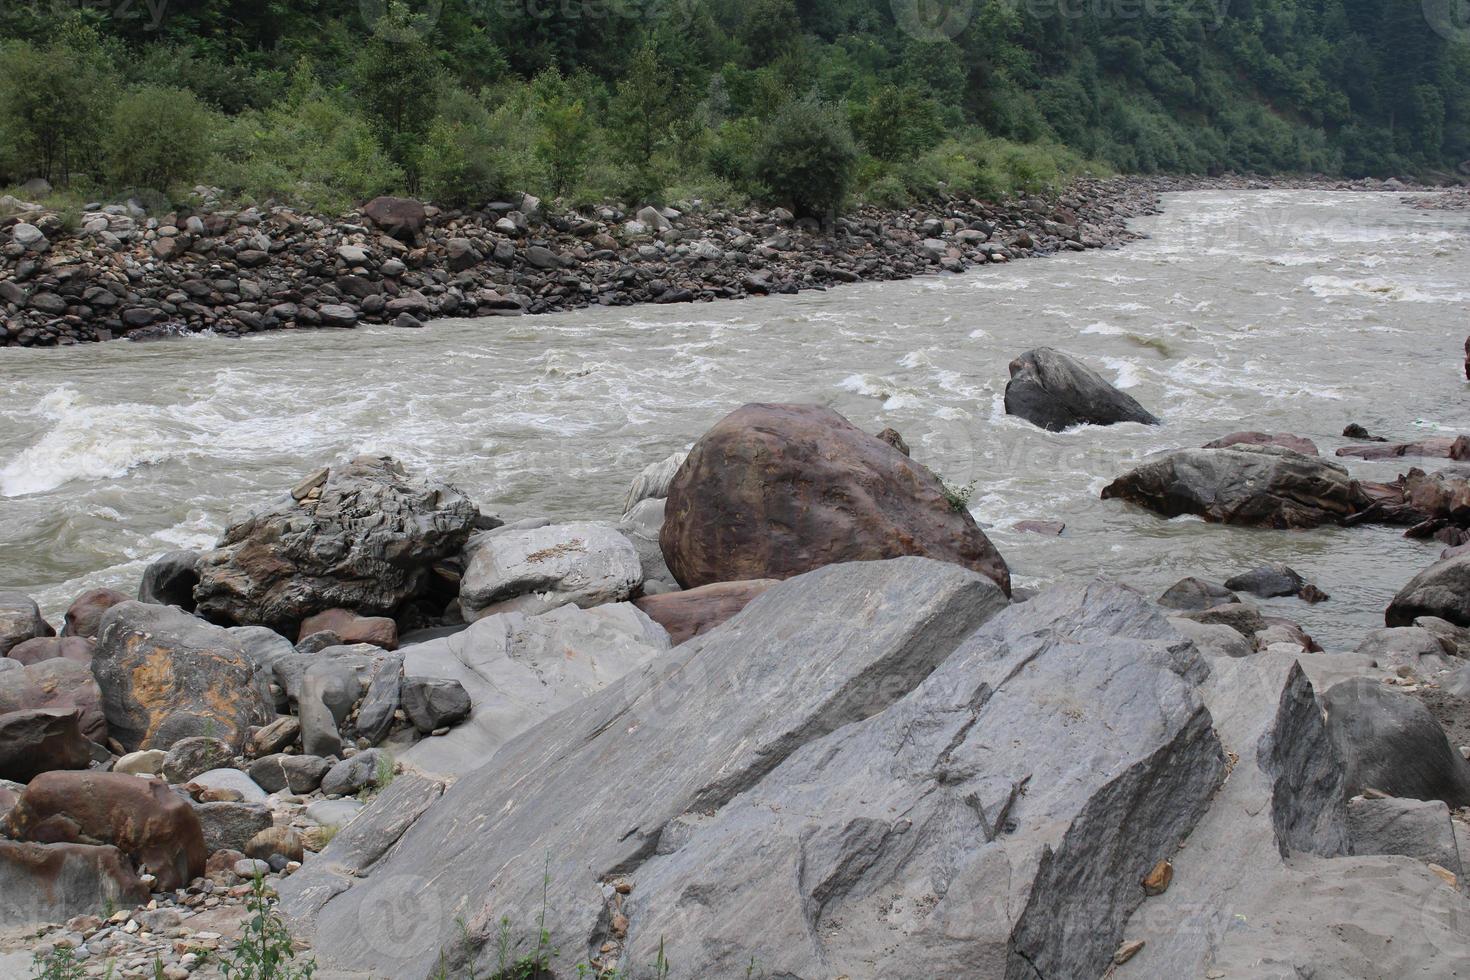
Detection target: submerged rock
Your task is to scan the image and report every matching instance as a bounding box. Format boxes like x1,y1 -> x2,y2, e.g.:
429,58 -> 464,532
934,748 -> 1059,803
661,403 -> 1010,594
1102,445 -> 1369,528
1204,431 -> 1320,455
1003,347 -> 1159,430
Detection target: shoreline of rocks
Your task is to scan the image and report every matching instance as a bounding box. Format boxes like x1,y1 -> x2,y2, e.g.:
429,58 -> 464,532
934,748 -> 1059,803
0,173 -> 1444,348
6,389 -> 1470,976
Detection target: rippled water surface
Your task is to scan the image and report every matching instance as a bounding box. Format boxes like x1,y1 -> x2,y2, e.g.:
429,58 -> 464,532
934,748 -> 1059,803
3,190 -> 1468,646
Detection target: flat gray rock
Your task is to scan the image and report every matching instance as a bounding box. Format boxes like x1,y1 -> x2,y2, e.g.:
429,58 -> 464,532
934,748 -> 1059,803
459,521 -> 643,621
397,602 -> 669,776
1348,796 -> 1463,875
299,559 -> 1043,976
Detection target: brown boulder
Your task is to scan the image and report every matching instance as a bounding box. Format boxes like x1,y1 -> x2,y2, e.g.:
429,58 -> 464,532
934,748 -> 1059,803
3,771 -> 207,891
0,708 -> 92,781
298,608 -> 398,650
0,658 -> 106,742
61,588 -> 130,638
1102,445 -> 1369,529
1336,436 -> 1470,461
362,196 -> 426,242
245,825 -> 304,864
660,404 -> 1011,595
93,601 -> 273,752
635,580 -> 778,646
0,840 -> 149,930
7,636 -> 94,666
1202,431 -> 1319,456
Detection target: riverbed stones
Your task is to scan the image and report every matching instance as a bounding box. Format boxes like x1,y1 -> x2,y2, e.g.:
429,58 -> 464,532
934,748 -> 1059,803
1224,562 -> 1312,599
92,601 -> 274,752
319,749 -> 385,797
459,521 -> 643,621
0,593 -> 52,657
297,563 -> 1223,978
0,657 -> 106,743
1386,552 -> 1470,627
193,455 -> 479,633
6,635 -> 93,666
1101,445 -> 1370,528
362,196 -> 426,241
661,403 -> 1011,594
138,550 -> 201,609
3,771 -> 207,891
1003,347 -> 1160,430
397,602 -> 669,776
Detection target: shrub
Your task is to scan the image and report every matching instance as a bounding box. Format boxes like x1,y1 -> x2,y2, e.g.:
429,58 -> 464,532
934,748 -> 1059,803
751,93 -> 857,217
104,85 -> 218,190
0,26 -> 117,185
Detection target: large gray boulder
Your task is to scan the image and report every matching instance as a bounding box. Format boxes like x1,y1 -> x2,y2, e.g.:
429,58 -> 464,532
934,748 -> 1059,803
0,593 -> 52,657
193,455 -> 478,634
1323,678 -> 1470,806
1347,796 -> 1463,875
397,602 -> 669,776
1115,653 -> 1470,977
616,498 -> 677,593
295,561 -> 1239,979
458,521 -> 643,622
1102,444 -> 1370,528
93,602 -> 275,752
1004,347 -> 1160,430
1386,552 -> 1470,628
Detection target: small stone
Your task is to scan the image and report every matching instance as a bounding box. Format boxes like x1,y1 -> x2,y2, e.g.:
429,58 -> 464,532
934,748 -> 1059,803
1114,939 -> 1145,965
291,468 -> 329,502
1141,858 -> 1173,896
233,858 -> 270,878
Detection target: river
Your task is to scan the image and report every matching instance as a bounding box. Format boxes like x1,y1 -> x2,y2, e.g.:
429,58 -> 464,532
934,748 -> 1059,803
2,189 -> 1467,648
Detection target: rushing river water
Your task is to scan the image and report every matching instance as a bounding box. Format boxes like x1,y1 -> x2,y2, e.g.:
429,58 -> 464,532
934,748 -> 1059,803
2,190 -> 1468,647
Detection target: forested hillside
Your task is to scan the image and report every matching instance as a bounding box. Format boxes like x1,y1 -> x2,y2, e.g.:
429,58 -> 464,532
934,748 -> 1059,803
1,0 -> 1466,214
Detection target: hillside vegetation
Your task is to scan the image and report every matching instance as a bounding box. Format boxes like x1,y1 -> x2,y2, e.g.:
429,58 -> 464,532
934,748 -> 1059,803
1,0 -> 1466,214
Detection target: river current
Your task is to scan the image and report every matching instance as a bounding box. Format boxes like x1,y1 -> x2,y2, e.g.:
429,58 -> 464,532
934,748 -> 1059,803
3,190 -> 1467,647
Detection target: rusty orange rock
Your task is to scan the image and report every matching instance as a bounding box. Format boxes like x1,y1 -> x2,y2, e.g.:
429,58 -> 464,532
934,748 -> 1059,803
4,771 -> 207,891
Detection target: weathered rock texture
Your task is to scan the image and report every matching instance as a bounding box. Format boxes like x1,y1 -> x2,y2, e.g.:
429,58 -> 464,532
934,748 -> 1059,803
3,772 -> 207,892
1102,445 -> 1369,528
295,561 -> 1246,980
661,404 -> 1011,594
458,522 -> 643,621
93,601 -> 274,751
193,455 -> 478,633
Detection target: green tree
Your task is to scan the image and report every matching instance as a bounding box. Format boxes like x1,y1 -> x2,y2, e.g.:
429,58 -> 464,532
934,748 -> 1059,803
752,93 -> 858,217
530,68 -> 594,197
349,1 -> 444,186
104,85 -> 218,190
0,25 -> 116,184
608,43 -> 676,201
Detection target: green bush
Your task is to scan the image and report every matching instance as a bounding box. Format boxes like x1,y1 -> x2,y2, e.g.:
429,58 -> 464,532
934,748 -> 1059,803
104,85 -> 218,190
0,26 -> 117,185
751,94 -> 857,217
213,64 -> 402,213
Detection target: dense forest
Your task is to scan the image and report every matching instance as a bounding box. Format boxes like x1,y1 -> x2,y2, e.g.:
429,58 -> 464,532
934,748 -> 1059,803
1,0 -> 1467,215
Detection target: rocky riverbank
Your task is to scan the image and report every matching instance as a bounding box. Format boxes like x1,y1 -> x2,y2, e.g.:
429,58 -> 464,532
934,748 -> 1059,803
0,173 -> 1437,348
6,385 -> 1470,976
